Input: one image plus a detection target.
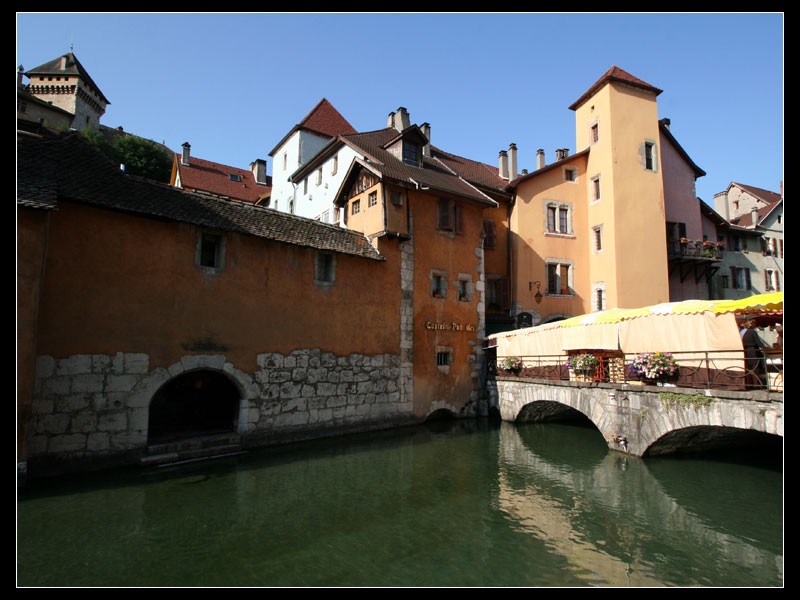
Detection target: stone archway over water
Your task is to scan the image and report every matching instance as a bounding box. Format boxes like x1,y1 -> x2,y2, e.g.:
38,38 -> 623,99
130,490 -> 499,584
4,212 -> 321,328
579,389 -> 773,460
148,370 -> 240,444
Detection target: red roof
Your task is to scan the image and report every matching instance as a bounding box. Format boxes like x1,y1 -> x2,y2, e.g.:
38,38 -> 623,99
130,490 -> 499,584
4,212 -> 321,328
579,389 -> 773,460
731,200 -> 782,228
569,66 -> 662,111
174,155 -> 271,204
299,98 -> 357,138
269,98 -> 356,156
732,182 -> 782,205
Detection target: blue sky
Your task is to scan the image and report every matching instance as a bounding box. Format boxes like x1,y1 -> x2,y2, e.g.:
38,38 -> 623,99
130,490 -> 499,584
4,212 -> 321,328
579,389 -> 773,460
17,12 -> 783,204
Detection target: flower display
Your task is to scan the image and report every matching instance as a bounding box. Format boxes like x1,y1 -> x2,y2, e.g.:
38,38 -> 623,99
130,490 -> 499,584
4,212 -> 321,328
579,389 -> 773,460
500,356 -> 523,373
628,352 -> 679,381
566,353 -> 600,372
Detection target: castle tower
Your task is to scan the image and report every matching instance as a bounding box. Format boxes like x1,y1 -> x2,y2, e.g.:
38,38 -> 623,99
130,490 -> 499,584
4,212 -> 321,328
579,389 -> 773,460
24,51 -> 109,130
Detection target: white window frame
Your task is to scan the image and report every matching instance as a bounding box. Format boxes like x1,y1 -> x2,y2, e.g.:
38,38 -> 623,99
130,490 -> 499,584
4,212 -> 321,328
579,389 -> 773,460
643,140 -> 658,172
545,201 -> 573,236
592,282 -> 606,312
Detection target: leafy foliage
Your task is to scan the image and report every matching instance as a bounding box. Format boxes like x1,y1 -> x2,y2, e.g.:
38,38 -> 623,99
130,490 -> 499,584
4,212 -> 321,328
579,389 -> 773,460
81,127 -> 172,183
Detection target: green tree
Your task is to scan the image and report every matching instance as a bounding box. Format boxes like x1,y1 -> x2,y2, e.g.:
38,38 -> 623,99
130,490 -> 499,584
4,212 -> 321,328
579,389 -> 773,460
80,127 -> 172,183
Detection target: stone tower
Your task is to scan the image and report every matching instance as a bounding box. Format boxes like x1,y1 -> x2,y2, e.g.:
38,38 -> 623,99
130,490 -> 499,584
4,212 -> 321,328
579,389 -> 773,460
24,51 -> 109,131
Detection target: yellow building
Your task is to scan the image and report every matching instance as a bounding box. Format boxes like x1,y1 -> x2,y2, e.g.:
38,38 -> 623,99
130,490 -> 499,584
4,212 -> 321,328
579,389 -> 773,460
508,66 -> 672,325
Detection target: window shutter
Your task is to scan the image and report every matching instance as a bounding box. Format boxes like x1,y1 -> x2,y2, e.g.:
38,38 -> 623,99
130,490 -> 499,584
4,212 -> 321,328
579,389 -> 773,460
765,270 -> 770,291
438,198 -> 451,230
454,203 -> 464,234
779,239 -> 784,258
497,278 -> 509,310
760,237 -> 767,255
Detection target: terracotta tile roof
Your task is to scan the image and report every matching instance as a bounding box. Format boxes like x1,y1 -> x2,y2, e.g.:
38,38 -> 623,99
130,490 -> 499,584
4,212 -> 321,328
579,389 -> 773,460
431,146 -> 508,194
269,98 -> 356,156
24,51 -> 110,104
730,200 -> 782,228
569,65 -> 662,111
732,182 -> 782,205
174,154 -> 271,204
339,128 -> 497,205
17,132 -> 383,261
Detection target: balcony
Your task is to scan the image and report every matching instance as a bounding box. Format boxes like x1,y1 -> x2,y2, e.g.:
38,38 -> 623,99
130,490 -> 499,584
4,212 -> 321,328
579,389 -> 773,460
668,241 -> 723,283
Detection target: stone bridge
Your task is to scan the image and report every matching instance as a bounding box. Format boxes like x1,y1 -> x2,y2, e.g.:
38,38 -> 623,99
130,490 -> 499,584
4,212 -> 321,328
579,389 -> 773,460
492,377 -> 783,457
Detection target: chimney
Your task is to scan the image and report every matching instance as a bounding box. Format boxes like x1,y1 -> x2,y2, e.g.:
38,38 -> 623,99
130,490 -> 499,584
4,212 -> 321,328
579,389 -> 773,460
251,159 -> 267,185
508,143 -> 518,180
181,142 -> 191,166
780,180 -> 783,199
421,122 -> 431,157
536,149 -> 545,170
17,65 -> 24,86
521,169 -> 528,176
498,150 -> 509,180
387,111 -> 396,128
555,148 -> 569,161
661,118 -> 671,130
60,55 -> 68,71
751,206 -> 760,229
394,107 -> 410,131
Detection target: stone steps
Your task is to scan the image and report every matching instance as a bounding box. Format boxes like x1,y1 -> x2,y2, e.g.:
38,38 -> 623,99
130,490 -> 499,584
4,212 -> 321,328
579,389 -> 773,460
141,432 -> 245,467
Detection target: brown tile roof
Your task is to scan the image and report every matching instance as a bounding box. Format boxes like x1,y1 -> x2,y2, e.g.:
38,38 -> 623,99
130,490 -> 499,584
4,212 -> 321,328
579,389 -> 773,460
730,200 -> 782,228
431,146 -> 509,194
732,182 -> 782,205
24,51 -> 110,105
569,65 -> 662,111
174,154 -> 271,204
339,128 -> 497,206
17,132 -> 383,261
268,98 -> 356,156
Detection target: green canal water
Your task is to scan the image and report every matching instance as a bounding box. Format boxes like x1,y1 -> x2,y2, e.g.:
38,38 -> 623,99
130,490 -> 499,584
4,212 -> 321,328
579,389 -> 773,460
17,419 -> 783,587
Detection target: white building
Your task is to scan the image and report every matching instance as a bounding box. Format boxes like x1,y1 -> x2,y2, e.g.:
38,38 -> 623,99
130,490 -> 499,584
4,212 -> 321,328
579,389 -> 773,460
268,98 -> 356,219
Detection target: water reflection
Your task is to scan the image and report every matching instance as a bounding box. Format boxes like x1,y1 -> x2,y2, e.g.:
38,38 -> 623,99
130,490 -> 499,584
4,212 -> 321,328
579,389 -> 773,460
497,422 -> 783,586
17,420 -> 782,587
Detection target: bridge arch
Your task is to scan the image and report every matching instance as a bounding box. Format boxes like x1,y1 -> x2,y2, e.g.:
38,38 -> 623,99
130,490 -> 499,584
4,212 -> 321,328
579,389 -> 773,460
642,425 -> 783,457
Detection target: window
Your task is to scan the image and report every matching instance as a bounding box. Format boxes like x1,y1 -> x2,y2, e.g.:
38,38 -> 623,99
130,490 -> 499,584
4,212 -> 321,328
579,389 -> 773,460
228,173 -> 241,182
314,252 -> 336,286
546,204 -> 571,234
765,269 -> 780,292
564,168 -> 577,182
486,277 -> 509,311
458,277 -> 471,302
591,176 -> 601,202
730,266 -> 751,290
331,155 -> 338,175
197,232 -> 224,271
283,153 -> 287,171
432,272 -> 447,298
762,237 -> 777,256
435,346 -> 453,373
303,178 -> 308,195
547,262 -> 572,295
437,198 -> 463,234
733,201 -> 739,211
779,239 -> 784,258
728,234 -> 742,251
320,210 -> 330,224
352,199 -> 360,215
590,123 -> 599,144
316,168 -> 322,186
391,190 -> 403,206
289,199 -> 295,214
595,288 -> 604,311
593,226 -> 603,252
483,220 -> 497,250
368,191 -> 378,207
436,351 -> 451,367
644,142 -> 656,171
403,143 -> 420,166
722,275 -> 730,289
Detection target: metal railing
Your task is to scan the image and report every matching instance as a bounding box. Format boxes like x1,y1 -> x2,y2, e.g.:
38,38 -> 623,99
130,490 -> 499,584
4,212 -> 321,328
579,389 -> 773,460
667,241 -> 723,260
489,350 -> 783,393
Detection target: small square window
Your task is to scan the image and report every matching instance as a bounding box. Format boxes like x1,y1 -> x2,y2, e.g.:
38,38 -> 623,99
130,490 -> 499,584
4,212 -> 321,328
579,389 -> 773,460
458,279 -> 470,302
391,190 -> 403,206
352,199 -> 361,215
432,272 -> 447,298
436,351 -> 451,367
315,252 -> 336,285
197,232 -> 224,271
368,191 -> 378,207
565,168 -> 577,182
228,173 -> 241,182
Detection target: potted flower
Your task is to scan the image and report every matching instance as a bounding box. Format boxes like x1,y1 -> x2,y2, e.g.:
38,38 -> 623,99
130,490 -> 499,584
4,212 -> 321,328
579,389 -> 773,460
702,240 -> 714,248
680,237 -> 690,245
500,356 -> 523,375
566,353 -> 600,381
628,352 -> 679,385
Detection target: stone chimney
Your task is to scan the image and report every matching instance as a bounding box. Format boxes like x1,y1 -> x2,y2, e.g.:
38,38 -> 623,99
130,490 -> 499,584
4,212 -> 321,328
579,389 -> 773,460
751,206 -> 760,229
521,169 -> 528,176
251,159 -> 267,185
498,150 -> 509,180
661,117 -> 671,130
388,107 -> 411,132
508,143 -> 518,180
555,148 -> 569,161
536,149 -> 545,170
421,122 -> 431,157
17,65 -> 24,87
181,142 -> 191,166
60,55 -> 68,71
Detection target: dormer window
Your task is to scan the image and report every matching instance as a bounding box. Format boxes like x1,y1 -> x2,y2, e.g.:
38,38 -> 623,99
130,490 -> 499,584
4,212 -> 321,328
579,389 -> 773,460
228,173 -> 241,182
403,143 -> 420,167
